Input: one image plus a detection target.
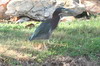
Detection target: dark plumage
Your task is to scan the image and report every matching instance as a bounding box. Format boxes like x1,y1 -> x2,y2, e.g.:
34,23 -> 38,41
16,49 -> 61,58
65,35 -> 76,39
29,7 -> 76,40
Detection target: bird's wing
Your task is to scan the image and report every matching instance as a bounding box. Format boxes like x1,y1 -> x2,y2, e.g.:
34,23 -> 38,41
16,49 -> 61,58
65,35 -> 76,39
34,22 -> 51,35
29,22 -> 51,40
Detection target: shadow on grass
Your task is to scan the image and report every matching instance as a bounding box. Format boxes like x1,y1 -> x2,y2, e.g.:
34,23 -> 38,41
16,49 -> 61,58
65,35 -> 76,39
0,28 -> 31,41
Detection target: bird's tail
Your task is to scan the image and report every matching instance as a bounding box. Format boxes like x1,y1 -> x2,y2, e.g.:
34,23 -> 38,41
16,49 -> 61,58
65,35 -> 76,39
29,33 -> 36,41
29,33 -> 51,41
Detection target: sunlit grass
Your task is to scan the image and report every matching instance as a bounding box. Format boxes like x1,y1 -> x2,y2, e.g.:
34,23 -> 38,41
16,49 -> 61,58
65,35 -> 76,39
0,16 -> 100,65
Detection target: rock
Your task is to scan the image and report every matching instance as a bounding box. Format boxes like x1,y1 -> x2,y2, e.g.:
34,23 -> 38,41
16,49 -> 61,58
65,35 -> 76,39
6,0 -> 56,20
0,0 -> 10,19
6,0 -> 85,20
60,16 -> 76,22
81,0 -> 100,14
16,17 -> 30,23
10,16 -> 20,21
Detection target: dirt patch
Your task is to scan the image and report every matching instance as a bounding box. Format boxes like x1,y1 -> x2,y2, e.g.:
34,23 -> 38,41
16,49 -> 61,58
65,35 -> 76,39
42,56 -> 99,66
0,57 -> 10,66
0,56 -> 99,66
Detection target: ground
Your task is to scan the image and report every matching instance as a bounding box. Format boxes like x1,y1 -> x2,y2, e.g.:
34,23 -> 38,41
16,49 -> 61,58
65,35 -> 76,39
0,16 -> 100,66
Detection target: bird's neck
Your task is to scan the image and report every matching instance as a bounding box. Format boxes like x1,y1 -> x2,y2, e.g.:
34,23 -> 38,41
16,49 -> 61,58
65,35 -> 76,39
51,15 -> 60,30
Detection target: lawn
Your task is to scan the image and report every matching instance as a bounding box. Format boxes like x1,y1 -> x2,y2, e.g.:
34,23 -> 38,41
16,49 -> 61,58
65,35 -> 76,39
0,16 -> 100,65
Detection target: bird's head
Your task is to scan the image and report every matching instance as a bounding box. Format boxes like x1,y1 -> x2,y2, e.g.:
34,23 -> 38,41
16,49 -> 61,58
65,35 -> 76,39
53,7 -> 76,17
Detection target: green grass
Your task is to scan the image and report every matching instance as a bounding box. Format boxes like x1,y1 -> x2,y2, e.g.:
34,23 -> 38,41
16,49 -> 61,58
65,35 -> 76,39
0,17 -> 100,65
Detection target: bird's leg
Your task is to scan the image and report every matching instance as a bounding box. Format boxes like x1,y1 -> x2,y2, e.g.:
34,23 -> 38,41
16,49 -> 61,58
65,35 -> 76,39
42,40 -> 48,50
47,39 -> 51,44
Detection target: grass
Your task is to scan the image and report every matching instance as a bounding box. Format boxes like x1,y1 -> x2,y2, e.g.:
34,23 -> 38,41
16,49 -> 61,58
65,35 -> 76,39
0,17 -> 100,65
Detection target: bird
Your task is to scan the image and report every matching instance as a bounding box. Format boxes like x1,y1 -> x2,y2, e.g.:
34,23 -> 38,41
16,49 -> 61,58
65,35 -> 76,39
29,7 -> 76,40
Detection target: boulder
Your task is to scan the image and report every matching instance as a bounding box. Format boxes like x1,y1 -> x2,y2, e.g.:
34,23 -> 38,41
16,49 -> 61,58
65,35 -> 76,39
16,17 -> 30,23
6,0 -> 56,20
6,0 -> 85,20
60,16 -> 76,22
10,16 -> 20,21
81,0 -> 100,14
0,0 -> 10,19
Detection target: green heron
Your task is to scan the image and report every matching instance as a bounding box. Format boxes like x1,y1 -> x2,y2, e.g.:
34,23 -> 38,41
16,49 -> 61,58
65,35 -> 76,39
29,7 -> 76,40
